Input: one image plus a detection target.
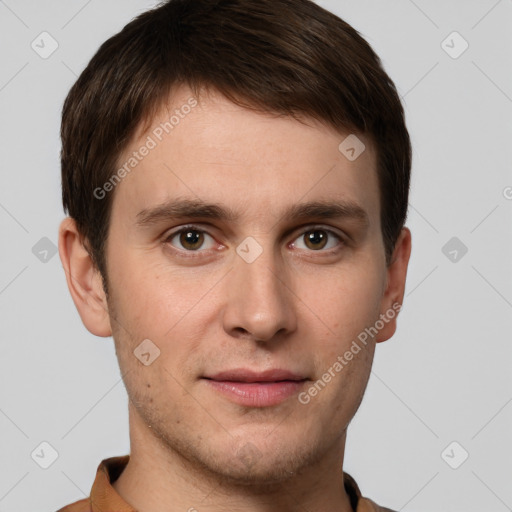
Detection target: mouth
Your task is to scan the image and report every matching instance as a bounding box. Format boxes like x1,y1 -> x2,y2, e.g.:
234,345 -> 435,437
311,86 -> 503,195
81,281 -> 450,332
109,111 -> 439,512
202,369 -> 308,407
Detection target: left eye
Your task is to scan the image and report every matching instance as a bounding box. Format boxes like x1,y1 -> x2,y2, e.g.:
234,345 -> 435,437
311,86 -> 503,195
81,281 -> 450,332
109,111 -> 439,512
292,228 -> 342,251
166,228 -> 216,251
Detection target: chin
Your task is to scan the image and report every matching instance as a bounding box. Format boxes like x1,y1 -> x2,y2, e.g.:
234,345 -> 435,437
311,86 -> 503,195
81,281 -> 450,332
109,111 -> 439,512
186,436 -> 325,488
205,455 -> 306,487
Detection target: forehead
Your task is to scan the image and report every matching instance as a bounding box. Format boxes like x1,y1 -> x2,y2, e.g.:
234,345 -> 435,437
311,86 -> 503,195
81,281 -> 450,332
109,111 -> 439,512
110,85 -> 380,228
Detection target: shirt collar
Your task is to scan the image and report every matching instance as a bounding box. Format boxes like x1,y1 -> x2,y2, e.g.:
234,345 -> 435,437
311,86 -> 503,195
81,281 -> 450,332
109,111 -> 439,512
85,455 -> 394,512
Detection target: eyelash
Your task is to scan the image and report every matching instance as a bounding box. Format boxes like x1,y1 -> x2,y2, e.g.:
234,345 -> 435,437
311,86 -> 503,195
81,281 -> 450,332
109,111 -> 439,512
163,224 -> 345,258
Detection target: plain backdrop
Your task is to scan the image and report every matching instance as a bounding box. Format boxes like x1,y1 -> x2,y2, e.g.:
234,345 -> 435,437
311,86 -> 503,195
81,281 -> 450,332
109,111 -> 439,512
0,1 -> 511,511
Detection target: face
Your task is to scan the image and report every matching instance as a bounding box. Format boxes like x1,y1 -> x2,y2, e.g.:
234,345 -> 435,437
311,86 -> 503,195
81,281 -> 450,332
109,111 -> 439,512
82,86 -> 409,484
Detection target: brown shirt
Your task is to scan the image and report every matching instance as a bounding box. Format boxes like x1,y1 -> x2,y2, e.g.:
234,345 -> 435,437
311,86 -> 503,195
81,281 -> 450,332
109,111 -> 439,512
56,455 -> 396,512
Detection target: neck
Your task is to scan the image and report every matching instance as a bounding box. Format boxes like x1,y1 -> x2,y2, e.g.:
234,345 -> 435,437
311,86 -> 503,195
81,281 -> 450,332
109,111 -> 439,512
112,402 -> 354,512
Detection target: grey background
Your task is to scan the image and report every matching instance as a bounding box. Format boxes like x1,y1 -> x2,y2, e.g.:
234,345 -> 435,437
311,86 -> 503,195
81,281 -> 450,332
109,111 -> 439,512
0,1 -> 511,511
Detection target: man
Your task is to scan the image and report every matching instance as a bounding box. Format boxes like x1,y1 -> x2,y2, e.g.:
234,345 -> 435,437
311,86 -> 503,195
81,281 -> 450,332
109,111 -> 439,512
57,0 -> 411,510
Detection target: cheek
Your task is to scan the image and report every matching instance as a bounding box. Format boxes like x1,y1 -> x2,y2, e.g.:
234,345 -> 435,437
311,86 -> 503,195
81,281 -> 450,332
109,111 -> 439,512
107,255 -> 214,381
109,250 -> 203,336
302,262 -> 384,338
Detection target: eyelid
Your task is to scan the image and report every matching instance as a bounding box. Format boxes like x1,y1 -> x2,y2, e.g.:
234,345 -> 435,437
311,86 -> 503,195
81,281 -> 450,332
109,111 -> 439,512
164,224 -> 215,239
290,223 -> 345,240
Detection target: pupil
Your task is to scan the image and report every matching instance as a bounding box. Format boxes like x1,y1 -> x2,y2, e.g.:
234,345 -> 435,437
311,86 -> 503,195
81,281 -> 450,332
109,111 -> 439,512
181,230 -> 203,249
306,230 -> 327,250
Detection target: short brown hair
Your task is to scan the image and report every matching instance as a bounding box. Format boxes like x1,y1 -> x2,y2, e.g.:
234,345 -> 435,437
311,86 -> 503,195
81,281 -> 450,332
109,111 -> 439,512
61,0 -> 411,289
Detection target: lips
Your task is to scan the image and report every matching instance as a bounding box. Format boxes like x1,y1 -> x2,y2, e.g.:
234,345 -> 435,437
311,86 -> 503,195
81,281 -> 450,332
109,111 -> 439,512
205,368 -> 306,383
202,368 -> 308,407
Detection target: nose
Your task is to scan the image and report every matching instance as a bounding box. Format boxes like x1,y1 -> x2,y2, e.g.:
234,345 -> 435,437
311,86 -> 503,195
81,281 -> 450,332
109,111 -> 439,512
221,244 -> 297,342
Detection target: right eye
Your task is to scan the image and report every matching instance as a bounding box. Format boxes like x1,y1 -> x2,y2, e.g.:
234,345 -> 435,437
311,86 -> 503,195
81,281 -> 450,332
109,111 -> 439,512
165,226 -> 217,252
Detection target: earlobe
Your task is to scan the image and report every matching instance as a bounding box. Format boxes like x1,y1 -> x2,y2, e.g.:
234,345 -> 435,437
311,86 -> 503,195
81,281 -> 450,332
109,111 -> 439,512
58,217 -> 112,337
376,227 -> 412,343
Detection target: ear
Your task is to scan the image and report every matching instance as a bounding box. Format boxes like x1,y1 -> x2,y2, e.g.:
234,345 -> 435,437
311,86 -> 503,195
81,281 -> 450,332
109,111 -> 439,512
58,217 -> 112,337
375,227 -> 412,343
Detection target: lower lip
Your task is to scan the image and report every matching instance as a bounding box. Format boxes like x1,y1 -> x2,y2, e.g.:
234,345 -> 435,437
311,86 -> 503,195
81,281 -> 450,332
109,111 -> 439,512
203,379 -> 307,407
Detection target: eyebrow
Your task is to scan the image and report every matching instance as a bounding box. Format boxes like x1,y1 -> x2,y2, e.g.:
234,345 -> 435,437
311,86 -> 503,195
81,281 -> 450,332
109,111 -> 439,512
135,198 -> 369,228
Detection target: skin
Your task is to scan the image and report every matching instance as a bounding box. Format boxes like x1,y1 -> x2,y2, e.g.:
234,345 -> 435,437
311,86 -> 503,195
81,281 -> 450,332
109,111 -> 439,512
59,85 -> 411,512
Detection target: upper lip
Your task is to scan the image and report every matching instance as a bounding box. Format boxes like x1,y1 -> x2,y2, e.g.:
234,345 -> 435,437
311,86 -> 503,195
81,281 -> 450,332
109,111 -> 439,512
204,369 -> 306,383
